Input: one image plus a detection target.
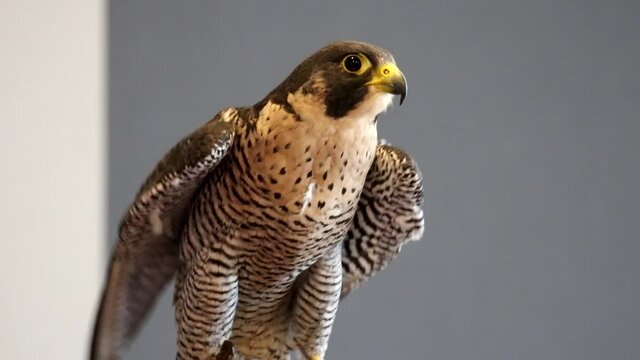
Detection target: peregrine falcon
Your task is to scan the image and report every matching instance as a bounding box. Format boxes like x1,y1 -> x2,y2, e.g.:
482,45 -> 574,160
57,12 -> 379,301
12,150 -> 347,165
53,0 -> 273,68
91,40 -> 425,360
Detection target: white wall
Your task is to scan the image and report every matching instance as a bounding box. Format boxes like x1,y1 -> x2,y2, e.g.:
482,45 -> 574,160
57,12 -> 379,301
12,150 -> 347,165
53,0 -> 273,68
0,1 -> 105,359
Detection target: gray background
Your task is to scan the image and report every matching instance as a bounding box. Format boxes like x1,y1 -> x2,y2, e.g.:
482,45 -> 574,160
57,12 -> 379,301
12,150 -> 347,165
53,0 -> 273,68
108,1 -> 640,359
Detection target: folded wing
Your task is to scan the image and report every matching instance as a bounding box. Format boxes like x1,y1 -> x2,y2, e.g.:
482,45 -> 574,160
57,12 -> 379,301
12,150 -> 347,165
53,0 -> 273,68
342,144 -> 425,298
91,115 -> 236,360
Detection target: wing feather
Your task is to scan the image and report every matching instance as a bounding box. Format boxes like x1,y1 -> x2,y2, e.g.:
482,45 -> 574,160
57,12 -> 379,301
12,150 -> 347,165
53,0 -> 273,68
91,114 -> 236,360
341,144 -> 425,298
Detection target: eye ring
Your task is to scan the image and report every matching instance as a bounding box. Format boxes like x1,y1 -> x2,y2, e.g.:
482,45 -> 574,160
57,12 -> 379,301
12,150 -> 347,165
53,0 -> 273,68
343,55 -> 362,73
341,54 -> 372,75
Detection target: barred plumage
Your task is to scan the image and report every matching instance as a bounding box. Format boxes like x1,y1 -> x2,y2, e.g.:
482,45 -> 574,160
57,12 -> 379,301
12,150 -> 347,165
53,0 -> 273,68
342,145 -> 425,297
91,40 -> 423,360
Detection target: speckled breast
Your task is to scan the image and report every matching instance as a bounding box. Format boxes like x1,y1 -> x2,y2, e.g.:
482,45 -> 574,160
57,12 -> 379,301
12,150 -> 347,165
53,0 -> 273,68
234,103 -> 378,265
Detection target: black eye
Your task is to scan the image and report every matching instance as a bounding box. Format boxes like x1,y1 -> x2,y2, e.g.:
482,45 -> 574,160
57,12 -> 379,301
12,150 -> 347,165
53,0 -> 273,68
343,55 -> 362,73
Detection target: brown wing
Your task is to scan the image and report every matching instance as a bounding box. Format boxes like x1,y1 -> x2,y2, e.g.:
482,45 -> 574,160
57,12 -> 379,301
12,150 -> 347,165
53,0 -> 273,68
341,144 -> 425,298
91,113 -> 236,360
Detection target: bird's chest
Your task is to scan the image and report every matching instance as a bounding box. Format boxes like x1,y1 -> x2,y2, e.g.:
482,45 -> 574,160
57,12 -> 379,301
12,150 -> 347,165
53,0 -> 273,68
241,110 -> 378,225
223,107 -> 378,296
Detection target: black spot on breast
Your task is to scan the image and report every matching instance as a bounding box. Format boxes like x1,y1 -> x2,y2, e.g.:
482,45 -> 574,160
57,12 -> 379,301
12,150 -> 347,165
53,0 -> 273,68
295,177 -> 302,184
279,167 -> 286,175
307,171 -> 313,178
273,146 -> 279,154
342,187 -> 347,194
274,192 -> 282,199
269,177 -> 278,185
284,142 -> 291,150
322,171 -> 328,180
317,201 -> 326,209
257,174 -> 265,183
328,183 -> 334,191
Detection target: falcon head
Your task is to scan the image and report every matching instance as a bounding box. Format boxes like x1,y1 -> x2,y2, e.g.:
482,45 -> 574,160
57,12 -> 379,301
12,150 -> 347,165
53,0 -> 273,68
263,40 -> 407,121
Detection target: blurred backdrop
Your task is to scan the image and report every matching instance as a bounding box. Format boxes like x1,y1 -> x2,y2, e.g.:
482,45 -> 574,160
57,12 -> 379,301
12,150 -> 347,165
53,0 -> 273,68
3,1 -> 640,359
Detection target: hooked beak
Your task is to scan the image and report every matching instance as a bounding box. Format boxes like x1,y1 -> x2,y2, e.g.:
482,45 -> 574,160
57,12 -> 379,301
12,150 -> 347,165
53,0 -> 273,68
366,63 -> 407,105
